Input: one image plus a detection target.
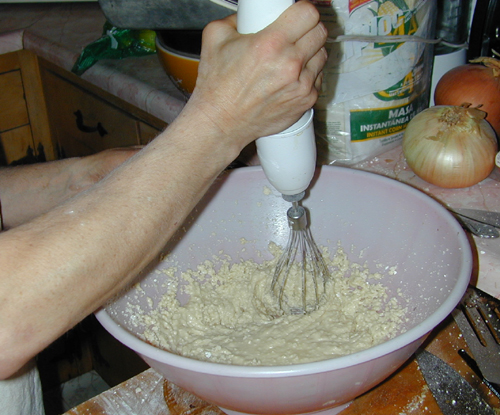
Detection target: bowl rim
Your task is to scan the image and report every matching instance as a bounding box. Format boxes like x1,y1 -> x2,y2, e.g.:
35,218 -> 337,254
96,165 -> 473,378
155,37 -> 200,61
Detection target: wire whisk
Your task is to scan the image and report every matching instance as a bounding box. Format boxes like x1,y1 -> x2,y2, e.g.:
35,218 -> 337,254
271,201 -> 330,315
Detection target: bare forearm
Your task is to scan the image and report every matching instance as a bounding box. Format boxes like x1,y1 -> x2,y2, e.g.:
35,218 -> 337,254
0,148 -> 141,229
0,112 -> 236,379
0,158 -> 80,229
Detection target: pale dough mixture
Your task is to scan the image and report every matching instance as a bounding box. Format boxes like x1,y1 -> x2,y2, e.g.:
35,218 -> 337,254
136,243 -> 407,366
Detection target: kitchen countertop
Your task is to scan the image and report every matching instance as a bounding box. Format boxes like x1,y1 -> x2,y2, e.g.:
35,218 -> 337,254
354,145 -> 500,298
64,317 -> 500,415
0,2 -> 187,124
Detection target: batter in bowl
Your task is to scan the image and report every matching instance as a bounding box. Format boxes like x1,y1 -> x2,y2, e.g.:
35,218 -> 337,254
137,243 -> 407,366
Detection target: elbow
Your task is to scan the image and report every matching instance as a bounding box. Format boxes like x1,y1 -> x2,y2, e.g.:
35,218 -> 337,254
0,349 -> 33,380
0,359 -> 31,381
0,330 -> 36,380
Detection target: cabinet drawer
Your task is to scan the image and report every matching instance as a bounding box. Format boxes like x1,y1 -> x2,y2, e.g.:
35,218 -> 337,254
0,70 -> 30,132
1,125 -> 33,164
42,71 -> 141,158
138,121 -> 162,145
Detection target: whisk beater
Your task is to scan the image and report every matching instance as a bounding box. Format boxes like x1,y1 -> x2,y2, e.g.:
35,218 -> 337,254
271,197 -> 331,315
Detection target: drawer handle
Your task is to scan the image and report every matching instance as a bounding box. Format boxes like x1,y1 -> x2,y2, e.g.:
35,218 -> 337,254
74,110 -> 108,137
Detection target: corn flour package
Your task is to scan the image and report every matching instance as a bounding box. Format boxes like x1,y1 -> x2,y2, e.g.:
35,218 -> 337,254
311,0 -> 436,165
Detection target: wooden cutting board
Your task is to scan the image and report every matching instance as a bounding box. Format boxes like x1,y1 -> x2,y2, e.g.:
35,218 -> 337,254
66,316 -> 500,415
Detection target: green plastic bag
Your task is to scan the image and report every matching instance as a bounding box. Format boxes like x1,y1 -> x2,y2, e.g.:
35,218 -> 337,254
72,21 -> 157,75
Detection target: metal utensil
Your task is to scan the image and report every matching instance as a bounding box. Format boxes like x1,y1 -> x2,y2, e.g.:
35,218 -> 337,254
271,196 -> 330,315
453,213 -> 500,238
458,348 -> 500,400
452,208 -> 500,229
416,349 -> 495,415
458,217 -> 499,238
452,286 -> 500,384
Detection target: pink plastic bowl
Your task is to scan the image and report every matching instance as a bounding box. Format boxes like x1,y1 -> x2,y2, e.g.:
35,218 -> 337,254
96,165 -> 472,415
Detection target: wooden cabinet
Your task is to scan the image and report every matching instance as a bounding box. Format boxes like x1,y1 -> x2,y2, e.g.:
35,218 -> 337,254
0,50 -> 52,164
42,70 -> 140,158
0,52 -> 167,163
0,66 -> 29,130
39,58 -> 167,159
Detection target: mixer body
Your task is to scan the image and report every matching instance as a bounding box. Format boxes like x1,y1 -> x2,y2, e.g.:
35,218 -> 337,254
237,0 -> 317,198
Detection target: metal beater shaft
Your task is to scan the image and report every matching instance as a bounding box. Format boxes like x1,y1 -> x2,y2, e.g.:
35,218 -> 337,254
271,202 -> 330,315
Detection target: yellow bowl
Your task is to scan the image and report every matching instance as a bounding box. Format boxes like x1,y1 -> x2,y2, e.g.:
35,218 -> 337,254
156,30 -> 201,96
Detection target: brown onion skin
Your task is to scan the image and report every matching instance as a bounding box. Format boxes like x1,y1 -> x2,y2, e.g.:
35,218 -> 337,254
403,106 -> 498,189
434,63 -> 500,136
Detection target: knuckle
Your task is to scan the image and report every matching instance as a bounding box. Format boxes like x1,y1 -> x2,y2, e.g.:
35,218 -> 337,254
201,19 -> 229,46
283,57 -> 303,80
316,23 -> 329,45
202,20 -> 219,38
307,2 -> 321,23
307,90 -> 319,107
258,33 -> 287,58
297,82 -> 314,102
297,0 -> 321,23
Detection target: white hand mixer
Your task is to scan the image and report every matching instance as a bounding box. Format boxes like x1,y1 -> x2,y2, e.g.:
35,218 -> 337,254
237,0 -> 330,314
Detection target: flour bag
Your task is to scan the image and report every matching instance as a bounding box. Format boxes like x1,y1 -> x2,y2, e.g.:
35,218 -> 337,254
311,0 -> 436,165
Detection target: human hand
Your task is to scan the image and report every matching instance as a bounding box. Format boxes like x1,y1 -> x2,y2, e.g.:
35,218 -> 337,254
187,0 -> 327,149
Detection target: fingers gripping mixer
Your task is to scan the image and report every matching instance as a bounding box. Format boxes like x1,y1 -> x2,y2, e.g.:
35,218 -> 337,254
237,0 -> 317,201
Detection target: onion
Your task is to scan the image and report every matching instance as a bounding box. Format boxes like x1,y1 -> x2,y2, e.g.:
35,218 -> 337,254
434,57 -> 500,136
402,105 -> 498,188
